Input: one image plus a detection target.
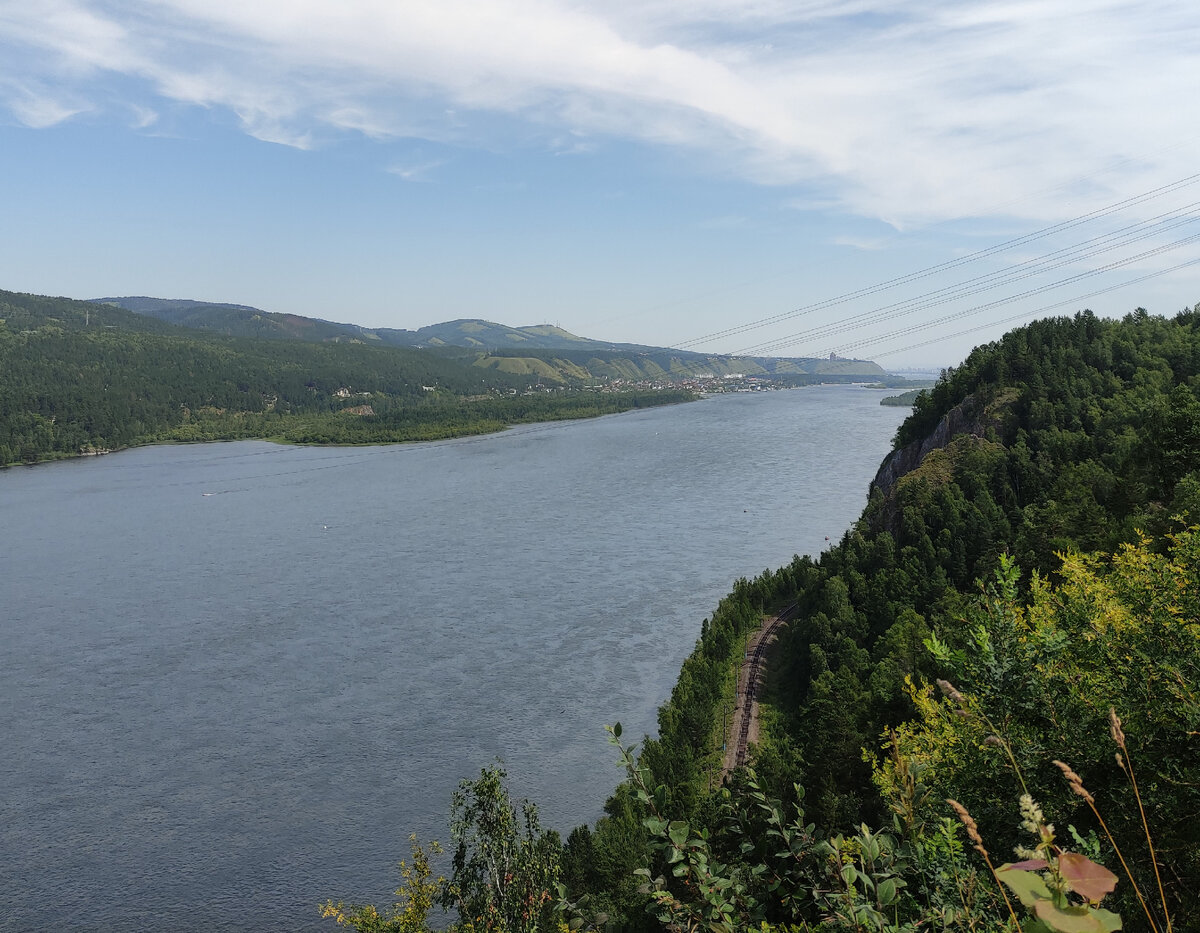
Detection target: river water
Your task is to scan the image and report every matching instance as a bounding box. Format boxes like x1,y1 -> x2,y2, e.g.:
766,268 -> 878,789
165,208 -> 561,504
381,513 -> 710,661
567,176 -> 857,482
0,386 -> 907,931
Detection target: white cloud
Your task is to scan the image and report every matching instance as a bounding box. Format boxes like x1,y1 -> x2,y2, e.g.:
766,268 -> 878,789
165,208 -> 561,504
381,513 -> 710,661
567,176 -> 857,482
0,0 -> 1197,224
0,79 -> 88,127
387,158 -> 444,182
128,103 -> 158,128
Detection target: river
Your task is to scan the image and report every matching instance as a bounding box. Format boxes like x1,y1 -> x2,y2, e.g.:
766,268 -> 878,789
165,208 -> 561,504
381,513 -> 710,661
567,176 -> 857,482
0,385 -> 907,931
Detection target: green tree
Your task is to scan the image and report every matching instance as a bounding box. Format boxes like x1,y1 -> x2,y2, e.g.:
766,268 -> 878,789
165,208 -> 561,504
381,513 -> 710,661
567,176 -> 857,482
320,836 -> 445,932
440,766 -> 564,933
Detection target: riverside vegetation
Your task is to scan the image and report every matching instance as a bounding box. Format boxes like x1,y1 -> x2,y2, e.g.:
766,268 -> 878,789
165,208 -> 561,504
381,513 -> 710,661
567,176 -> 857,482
322,307 -> 1199,932
0,289 -> 694,464
1,288 -> 892,466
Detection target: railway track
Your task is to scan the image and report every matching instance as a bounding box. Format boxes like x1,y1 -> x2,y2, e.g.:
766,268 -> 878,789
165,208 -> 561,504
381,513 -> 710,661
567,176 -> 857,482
732,602 -> 796,769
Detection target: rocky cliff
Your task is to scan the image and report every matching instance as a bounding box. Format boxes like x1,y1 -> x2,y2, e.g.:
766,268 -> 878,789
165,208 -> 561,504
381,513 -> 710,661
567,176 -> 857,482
869,387 -> 1018,502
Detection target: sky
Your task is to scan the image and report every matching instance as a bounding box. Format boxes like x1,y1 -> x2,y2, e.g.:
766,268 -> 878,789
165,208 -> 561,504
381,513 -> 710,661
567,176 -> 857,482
2,0 -> 1199,369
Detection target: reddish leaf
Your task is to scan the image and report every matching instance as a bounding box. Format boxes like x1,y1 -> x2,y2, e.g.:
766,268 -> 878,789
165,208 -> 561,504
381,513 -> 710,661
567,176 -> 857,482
1007,858 -> 1049,871
1059,852 -> 1118,903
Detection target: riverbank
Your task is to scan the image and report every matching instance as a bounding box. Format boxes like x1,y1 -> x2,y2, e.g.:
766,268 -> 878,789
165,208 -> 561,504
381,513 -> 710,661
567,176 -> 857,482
1,388 -> 697,467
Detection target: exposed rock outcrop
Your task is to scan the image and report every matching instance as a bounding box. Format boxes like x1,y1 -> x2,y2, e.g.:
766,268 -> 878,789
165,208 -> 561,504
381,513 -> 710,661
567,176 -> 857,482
869,387 -> 1018,506
871,395 -> 982,498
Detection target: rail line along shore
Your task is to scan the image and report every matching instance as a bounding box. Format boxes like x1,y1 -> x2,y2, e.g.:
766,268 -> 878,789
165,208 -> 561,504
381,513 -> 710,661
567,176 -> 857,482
722,603 -> 795,776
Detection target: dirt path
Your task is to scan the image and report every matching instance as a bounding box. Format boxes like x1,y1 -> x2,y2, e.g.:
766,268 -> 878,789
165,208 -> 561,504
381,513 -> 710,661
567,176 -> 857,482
721,604 -> 794,778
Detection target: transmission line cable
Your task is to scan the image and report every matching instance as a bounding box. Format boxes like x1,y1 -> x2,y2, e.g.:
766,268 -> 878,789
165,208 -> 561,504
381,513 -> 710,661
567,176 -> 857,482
673,171 -> 1200,351
860,256 -> 1200,360
737,206 -> 1200,356
825,232 -> 1200,355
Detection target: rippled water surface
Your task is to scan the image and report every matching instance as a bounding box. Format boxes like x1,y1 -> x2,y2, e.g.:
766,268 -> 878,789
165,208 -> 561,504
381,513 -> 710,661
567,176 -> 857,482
1,386 -> 907,931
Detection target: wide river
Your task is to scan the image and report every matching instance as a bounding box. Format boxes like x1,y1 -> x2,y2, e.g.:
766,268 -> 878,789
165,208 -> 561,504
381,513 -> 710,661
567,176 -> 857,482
1,385 -> 907,932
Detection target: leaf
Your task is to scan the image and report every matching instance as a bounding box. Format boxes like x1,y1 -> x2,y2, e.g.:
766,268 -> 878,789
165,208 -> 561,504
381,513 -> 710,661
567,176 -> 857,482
1058,852 -> 1118,904
668,821 -> 690,847
1008,858 -> 1050,871
1033,900 -> 1108,933
996,866 -> 1053,908
612,721 -> 622,738
1092,908 -> 1123,931
878,877 -> 897,906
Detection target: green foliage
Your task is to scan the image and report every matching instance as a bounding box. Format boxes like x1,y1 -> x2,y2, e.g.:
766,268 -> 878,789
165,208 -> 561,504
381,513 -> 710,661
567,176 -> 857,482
321,836 -> 445,932
879,389 -> 924,407
746,307 -> 1200,834
442,766 -> 564,933
601,554 -> 1198,933
607,725 -> 1012,933
0,289 -> 693,464
989,797 -> 1123,933
878,529 -> 1199,927
322,767 -> 566,933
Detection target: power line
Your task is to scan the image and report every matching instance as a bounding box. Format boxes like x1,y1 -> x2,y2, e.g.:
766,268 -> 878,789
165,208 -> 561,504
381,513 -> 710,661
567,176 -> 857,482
840,255 -> 1200,360
736,205 -> 1200,356
826,233 -> 1200,356
672,172 -> 1200,353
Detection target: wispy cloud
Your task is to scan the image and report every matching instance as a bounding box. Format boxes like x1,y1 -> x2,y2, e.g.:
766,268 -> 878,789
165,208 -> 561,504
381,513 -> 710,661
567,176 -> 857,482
387,159 -> 444,182
127,103 -> 158,129
1,0 -> 1196,224
0,80 -> 87,127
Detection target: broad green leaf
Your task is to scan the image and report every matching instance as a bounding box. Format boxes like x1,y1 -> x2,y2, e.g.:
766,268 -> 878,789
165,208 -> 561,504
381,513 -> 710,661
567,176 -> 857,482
668,821 -> 690,847
1033,900 -> 1108,933
1059,852 -> 1118,904
996,866 -> 1053,908
878,877 -> 897,906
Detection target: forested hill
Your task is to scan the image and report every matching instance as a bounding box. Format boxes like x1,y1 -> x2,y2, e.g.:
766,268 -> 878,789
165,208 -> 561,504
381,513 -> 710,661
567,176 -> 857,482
537,306 -> 1199,933
0,289 -> 691,465
93,294 -> 888,382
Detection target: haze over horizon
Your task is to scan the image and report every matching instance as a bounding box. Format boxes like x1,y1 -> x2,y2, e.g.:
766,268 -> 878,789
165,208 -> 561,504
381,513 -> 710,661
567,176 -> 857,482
3,0 -> 1199,368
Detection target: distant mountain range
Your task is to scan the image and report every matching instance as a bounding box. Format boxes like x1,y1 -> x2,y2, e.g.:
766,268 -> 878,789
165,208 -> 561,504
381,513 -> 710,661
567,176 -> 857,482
90,296 -> 888,380
90,296 -> 665,351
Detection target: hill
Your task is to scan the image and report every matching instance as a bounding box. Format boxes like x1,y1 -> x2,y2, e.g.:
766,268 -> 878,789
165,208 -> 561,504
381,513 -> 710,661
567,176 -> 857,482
92,297 -> 651,350
0,289 -> 691,464
376,305 -> 1195,933
93,295 -> 888,383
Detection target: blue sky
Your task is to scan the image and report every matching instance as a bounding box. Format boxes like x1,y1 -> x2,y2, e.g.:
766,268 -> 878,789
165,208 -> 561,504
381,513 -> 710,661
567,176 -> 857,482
2,0 -> 1199,368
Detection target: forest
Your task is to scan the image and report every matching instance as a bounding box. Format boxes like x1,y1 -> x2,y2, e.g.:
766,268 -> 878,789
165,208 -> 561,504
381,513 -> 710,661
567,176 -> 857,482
0,289 -> 692,465
322,307 -> 1200,933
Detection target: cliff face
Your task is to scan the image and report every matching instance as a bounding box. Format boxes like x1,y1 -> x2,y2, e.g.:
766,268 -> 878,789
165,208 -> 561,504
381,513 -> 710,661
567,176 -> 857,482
870,395 -> 982,498
867,388 -> 1018,540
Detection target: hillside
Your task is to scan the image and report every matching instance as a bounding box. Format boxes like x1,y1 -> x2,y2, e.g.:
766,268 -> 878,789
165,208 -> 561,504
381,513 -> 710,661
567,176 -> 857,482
93,295 -> 888,384
0,289 -> 690,464
92,297 -> 651,350
563,305 -> 1200,931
